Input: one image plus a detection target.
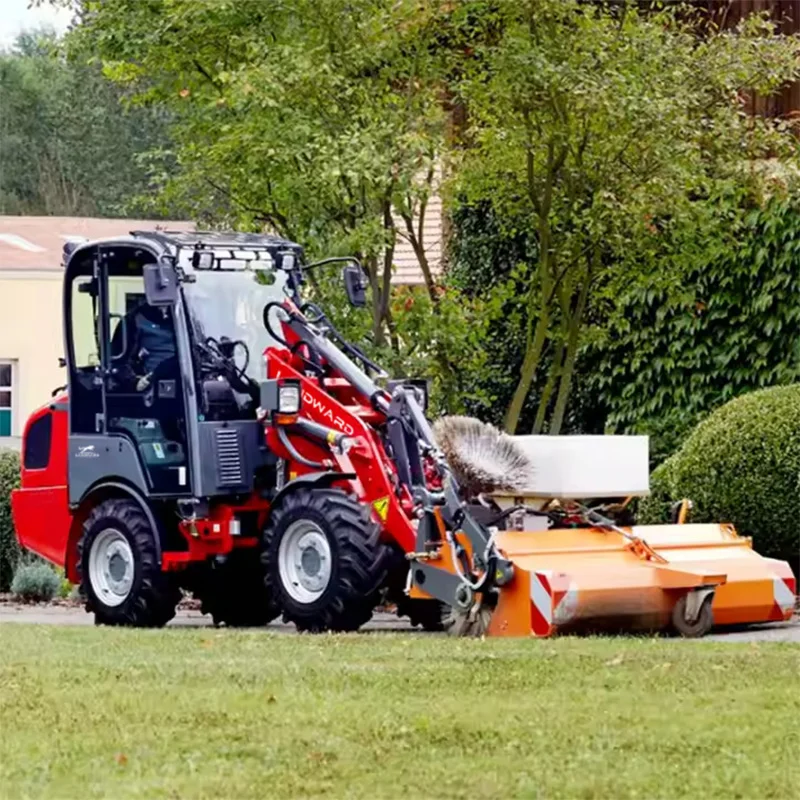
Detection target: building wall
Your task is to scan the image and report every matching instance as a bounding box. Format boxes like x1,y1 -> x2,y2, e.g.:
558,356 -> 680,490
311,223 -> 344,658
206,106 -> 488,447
0,271 -> 64,436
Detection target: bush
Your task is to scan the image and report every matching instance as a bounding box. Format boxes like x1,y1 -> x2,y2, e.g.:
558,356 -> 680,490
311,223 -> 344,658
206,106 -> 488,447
638,384 -> 800,572
10,562 -> 61,603
638,456 -> 679,527
0,449 -> 20,592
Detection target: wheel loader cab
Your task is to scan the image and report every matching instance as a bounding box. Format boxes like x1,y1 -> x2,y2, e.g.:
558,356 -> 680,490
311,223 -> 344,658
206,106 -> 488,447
65,242 -> 191,500
63,232 -> 296,507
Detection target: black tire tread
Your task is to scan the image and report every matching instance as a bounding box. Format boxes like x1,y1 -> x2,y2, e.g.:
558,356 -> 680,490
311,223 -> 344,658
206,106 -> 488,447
262,488 -> 390,632
77,498 -> 180,627
395,595 -> 449,632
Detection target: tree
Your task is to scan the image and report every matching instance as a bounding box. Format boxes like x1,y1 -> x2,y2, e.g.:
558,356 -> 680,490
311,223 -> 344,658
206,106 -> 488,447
74,0 -> 449,347
0,29 -> 172,217
455,1 -> 800,433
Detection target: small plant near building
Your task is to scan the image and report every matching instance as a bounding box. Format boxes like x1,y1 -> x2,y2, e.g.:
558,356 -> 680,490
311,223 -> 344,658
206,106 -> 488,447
11,562 -> 61,603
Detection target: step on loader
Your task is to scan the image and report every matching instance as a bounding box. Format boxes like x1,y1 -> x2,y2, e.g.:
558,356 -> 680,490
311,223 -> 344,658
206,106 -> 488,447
11,230 -> 796,636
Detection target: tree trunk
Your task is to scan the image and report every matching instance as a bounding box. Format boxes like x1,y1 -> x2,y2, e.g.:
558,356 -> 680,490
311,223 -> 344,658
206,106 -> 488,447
548,276 -> 591,435
380,199 -> 396,350
532,339 -> 564,434
365,254 -> 386,347
503,307 -> 549,433
504,211 -> 554,434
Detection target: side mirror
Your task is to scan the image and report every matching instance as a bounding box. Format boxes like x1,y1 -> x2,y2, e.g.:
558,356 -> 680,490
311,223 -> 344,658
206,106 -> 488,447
343,264 -> 367,307
143,259 -> 179,306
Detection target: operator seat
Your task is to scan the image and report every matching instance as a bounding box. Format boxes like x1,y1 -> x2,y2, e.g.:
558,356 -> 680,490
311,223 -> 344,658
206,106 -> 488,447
111,301 -> 177,382
109,300 -> 183,442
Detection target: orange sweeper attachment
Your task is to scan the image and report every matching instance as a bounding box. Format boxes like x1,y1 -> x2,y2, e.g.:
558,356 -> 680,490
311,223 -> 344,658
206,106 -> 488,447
406,418 -> 796,638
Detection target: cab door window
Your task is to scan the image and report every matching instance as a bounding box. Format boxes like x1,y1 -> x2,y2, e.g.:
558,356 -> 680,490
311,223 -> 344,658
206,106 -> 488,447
68,272 -> 103,434
71,276 -> 100,369
104,263 -> 188,495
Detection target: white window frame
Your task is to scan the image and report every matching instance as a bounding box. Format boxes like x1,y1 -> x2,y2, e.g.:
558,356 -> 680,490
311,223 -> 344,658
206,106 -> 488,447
0,359 -> 17,437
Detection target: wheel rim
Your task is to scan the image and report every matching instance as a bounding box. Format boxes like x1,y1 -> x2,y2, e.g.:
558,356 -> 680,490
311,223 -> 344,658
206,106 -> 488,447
278,520 -> 332,604
88,529 -> 135,608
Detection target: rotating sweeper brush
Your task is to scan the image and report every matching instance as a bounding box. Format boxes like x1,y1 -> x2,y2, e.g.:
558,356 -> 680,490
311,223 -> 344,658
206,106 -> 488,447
433,415 -> 536,497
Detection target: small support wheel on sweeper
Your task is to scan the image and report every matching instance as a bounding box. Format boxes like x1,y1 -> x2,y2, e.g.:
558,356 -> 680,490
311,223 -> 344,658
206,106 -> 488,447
671,589 -> 715,638
261,487 -> 390,632
77,498 -> 181,627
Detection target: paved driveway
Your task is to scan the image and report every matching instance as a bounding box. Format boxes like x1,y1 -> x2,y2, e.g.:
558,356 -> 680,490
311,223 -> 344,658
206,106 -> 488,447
1,603 -> 797,641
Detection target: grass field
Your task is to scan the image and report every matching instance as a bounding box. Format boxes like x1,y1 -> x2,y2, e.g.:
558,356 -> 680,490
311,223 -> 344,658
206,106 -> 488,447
0,625 -> 798,799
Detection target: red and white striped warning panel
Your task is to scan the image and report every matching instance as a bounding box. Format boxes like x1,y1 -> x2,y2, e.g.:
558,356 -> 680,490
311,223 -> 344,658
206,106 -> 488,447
773,573 -> 796,620
529,571 -> 578,637
529,571 -> 553,637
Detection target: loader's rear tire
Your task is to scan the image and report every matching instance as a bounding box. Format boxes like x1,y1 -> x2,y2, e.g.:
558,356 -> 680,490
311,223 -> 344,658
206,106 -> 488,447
671,593 -> 714,638
396,596 -> 449,632
262,488 -> 389,632
77,498 -> 180,627
196,550 -> 278,627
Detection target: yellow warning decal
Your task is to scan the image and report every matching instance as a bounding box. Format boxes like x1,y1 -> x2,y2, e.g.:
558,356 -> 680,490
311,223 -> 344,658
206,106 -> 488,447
373,496 -> 390,521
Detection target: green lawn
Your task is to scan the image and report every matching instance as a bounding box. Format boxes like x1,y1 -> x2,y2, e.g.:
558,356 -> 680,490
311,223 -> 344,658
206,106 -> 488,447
0,625 -> 798,799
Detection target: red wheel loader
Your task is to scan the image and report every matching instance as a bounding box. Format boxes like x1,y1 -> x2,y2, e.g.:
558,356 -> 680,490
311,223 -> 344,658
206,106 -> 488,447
11,230 -> 796,634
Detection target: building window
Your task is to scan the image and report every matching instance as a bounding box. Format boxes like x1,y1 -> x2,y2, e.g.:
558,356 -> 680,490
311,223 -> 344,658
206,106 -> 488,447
0,361 -> 14,436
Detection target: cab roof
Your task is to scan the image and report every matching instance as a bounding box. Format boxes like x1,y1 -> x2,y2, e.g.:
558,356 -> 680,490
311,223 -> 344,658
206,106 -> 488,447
63,229 -> 305,269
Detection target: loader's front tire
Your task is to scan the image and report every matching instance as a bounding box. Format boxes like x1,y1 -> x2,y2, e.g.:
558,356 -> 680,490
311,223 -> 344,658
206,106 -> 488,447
262,488 -> 389,632
196,550 -> 278,627
77,498 -> 180,627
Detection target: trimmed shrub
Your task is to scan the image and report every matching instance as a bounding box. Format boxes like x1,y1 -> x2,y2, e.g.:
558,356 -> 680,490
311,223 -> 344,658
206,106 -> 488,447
638,456 -> 679,527
639,384 -> 800,572
11,562 -> 61,603
0,449 -> 21,592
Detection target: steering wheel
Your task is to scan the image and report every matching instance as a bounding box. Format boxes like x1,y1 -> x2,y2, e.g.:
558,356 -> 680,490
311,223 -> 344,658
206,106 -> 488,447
200,336 -> 253,396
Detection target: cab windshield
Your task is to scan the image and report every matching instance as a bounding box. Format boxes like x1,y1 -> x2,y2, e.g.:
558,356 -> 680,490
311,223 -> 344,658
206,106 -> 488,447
182,269 -> 289,379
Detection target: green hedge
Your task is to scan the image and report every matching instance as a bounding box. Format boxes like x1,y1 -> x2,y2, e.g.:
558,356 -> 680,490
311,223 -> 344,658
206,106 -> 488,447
0,449 -> 20,592
585,189 -> 800,465
639,385 -> 800,571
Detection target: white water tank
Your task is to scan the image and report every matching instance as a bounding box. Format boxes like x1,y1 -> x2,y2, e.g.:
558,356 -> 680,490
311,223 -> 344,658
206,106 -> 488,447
504,435 -> 650,500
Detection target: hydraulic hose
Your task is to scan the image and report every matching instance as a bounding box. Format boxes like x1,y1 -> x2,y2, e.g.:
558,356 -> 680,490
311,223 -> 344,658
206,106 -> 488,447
288,317 -> 390,413
263,301 -> 292,347
276,426 -> 327,469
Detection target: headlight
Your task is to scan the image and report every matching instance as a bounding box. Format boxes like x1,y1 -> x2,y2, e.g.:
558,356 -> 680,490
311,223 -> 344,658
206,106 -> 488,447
278,384 -> 300,414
